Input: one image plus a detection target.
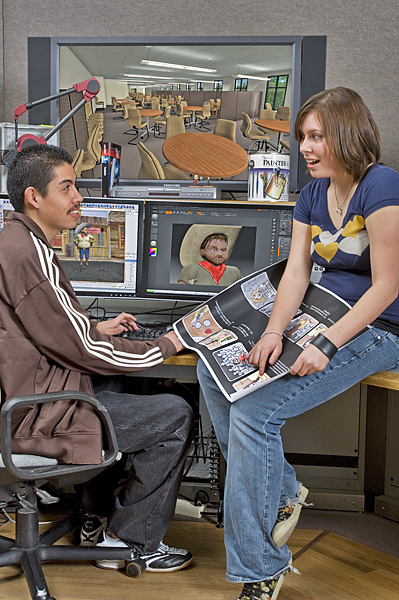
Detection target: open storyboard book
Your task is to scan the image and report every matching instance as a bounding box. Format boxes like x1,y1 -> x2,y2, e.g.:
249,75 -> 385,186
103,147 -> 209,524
173,259 -> 365,402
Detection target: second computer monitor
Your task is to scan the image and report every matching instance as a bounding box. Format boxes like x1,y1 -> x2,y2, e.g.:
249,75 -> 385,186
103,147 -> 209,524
142,200 -> 294,302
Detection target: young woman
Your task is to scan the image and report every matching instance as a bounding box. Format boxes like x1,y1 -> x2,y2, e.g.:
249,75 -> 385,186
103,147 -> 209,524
197,87 -> 399,600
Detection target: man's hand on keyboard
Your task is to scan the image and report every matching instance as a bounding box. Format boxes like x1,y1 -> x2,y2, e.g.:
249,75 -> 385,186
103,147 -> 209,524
96,313 -> 139,336
164,330 -> 185,353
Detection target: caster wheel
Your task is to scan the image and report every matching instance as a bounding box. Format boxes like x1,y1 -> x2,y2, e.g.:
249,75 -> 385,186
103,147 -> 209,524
125,557 -> 146,578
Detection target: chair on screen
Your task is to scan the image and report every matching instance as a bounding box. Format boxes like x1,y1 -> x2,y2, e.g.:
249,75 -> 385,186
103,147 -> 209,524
136,142 -> 190,180
256,108 -> 279,150
124,108 -> 149,144
213,119 -> 236,142
240,112 -> 270,151
72,123 -> 103,177
275,106 -> 291,121
165,116 -> 186,140
111,96 -> 125,119
153,106 -> 171,138
195,103 -> 212,131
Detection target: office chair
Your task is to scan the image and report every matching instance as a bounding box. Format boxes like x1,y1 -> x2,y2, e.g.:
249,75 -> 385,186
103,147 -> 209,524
94,96 -> 104,109
256,108 -> 278,150
111,96 -> 125,119
213,119 -> 236,142
136,142 -> 190,180
194,103 -> 212,131
0,390 -> 146,600
175,103 -> 191,125
240,112 -> 270,151
275,105 -> 291,121
124,108 -> 150,144
153,105 -> 171,138
71,123 -> 103,178
165,116 -> 186,140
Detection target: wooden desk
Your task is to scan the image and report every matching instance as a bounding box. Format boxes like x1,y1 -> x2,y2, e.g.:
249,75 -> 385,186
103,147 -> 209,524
166,351 -> 399,390
162,132 -> 248,179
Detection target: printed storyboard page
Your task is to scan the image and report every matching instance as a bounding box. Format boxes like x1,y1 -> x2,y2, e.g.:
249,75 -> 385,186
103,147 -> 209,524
174,259 -> 357,402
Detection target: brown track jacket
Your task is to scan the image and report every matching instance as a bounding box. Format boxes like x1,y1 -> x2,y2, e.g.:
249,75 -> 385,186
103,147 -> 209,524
0,213 -> 176,464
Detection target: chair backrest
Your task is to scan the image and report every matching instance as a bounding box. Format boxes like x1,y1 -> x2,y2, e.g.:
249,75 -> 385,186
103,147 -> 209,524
165,116 -> 186,140
265,102 -> 272,110
180,100 -> 188,107
275,106 -> 291,120
151,99 -> 160,109
213,119 -> 236,142
161,99 -> 168,108
137,142 -> 165,179
201,104 -> 211,118
240,112 -> 252,136
259,108 -> 275,120
85,123 -> 102,162
123,100 -> 136,119
163,105 -> 171,119
127,108 -> 143,128
175,104 -> 184,117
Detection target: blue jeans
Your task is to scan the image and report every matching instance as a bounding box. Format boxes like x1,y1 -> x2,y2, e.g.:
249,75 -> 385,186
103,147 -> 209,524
197,327 -> 399,583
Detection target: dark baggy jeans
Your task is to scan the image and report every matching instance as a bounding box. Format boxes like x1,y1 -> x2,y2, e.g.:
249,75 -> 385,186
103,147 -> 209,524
78,376 -> 194,553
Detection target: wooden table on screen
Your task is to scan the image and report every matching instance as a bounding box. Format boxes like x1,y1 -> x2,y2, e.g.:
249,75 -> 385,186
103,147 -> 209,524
182,106 -> 203,126
254,119 -> 290,147
139,109 -> 163,136
162,132 -> 248,179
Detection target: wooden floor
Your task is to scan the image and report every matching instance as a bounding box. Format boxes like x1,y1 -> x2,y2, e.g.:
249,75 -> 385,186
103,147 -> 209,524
0,517 -> 399,600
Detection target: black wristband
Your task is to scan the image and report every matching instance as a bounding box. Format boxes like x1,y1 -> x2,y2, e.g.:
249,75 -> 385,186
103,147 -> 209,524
310,333 -> 338,360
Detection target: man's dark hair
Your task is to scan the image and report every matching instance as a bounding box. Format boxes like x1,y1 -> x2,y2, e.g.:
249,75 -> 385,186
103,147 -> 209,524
6,144 -> 73,213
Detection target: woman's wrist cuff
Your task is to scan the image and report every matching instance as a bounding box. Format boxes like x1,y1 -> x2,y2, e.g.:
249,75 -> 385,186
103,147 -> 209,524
310,334 -> 338,360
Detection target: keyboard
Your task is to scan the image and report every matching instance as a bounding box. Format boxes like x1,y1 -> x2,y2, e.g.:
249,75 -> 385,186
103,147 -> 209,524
119,325 -> 171,341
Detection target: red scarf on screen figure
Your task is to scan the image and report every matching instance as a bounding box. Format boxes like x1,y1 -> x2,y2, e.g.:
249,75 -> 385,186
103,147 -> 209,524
198,260 -> 226,285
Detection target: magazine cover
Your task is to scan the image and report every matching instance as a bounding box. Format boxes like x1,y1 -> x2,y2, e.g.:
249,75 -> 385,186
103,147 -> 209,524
101,141 -> 121,197
174,259 -> 365,402
248,153 -> 289,202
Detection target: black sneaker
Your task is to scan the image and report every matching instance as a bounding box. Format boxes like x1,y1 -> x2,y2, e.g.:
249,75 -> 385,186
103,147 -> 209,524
238,569 -> 288,600
141,541 -> 194,572
96,533 -> 193,573
80,513 -> 107,547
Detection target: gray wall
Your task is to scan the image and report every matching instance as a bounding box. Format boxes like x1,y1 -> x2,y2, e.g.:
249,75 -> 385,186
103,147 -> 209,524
1,0 -> 398,171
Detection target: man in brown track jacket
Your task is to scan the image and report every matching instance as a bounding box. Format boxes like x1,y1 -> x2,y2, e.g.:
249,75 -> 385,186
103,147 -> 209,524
1,144 -> 194,573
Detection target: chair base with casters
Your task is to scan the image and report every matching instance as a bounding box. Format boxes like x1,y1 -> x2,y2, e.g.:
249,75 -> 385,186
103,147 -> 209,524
0,391 -> 146,600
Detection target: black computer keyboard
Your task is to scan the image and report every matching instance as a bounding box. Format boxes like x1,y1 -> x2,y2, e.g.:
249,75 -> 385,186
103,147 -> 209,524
119,325 -> 171,341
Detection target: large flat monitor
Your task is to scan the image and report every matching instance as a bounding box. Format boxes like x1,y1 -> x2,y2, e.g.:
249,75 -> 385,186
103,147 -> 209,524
27,35 -> 326,193
62,198 -> 144,298
142,199 -> 294,302
0,195 -> 144,299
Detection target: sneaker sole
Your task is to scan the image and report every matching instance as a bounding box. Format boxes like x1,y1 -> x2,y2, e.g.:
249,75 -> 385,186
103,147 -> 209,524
145,555 -> 194,572
95,559 -> 125,570
271,568 -> 289,600
272,485 -> 309,548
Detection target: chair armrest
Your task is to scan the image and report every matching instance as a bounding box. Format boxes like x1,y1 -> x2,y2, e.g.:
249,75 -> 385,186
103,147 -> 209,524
1,390 -> 119,481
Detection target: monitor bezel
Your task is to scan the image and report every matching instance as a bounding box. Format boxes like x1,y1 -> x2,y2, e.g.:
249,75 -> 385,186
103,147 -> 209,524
141,198 -> 295,302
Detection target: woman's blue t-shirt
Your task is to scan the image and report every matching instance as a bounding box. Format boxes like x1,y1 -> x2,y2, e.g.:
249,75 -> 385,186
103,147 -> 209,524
293,163 -> 399,321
